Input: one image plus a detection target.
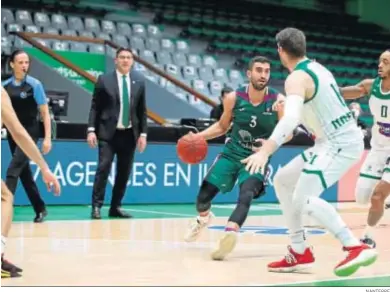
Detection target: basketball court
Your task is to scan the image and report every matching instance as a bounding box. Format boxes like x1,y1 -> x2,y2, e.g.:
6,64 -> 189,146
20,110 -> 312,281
2,203 -> 389,286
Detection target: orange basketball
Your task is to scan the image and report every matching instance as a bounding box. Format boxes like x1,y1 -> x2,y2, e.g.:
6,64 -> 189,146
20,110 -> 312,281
177,134 -> 208,164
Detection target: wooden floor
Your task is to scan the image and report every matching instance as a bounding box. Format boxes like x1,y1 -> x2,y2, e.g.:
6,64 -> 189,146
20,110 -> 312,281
2,203 -> 390,286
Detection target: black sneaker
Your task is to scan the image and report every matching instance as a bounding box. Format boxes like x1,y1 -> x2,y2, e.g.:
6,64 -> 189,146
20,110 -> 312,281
385,203 -> 390,210
1,257 -> 22,278
360,237 -> 376,248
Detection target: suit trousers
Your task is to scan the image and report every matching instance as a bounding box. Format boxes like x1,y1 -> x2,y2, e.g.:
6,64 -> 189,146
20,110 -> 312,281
92,128 -> 136,208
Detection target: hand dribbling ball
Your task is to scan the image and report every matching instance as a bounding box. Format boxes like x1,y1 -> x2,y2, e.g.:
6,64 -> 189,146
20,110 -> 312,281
177,133 -> 208,164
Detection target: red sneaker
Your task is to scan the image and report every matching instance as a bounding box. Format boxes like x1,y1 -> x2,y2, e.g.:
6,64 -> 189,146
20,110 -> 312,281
334,244 -> 378,277
268,246 -> 315,272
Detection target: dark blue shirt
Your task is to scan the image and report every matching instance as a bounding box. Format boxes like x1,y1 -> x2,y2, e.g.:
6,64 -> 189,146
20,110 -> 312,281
2,75 -> 47,126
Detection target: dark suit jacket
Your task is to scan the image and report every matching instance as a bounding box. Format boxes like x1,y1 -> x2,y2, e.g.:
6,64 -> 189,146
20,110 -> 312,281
88,70 -> 147,141
210,104 -> 223,120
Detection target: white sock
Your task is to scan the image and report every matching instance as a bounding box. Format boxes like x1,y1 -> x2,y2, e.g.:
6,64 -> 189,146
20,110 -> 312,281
1,235 -> 6,254
290,230 -> 307,254
363,225 -> 374,239
197,212 -> 211,224
306,197 -> 360,247
336,227 -> 361,247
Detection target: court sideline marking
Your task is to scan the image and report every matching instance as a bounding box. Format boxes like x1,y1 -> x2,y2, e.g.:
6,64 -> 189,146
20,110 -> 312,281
102,206 -> 193,217
254,274 -> 390,286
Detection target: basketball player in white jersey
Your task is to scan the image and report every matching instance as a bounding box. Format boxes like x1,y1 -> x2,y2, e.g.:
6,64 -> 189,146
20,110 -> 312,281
339,49 -> 390,248
242,28 -> 377,277
1,86 -> 61,278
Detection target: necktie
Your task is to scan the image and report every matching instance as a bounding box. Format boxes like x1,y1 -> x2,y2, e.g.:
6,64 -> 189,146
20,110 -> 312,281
122,75 -> 130,127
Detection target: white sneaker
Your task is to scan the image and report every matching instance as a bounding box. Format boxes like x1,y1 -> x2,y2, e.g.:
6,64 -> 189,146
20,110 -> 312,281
184,212 -> 214,242
211,231 -> 238,261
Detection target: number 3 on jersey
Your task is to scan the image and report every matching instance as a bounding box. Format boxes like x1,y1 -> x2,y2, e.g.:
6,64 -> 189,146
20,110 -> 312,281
250,115 -> 257,128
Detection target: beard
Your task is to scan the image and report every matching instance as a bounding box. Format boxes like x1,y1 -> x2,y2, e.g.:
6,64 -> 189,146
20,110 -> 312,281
251,79 -> 269,91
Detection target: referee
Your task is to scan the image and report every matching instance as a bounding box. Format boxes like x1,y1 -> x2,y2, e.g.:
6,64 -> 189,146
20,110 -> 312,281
2,49 -> 52,223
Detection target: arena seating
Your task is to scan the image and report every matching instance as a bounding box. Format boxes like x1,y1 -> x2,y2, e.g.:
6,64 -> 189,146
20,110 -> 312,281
2,0 -> 388,125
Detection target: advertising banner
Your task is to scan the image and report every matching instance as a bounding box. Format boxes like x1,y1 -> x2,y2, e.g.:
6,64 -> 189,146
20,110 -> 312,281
25,48 -> 105,93
1,141 -> 340,205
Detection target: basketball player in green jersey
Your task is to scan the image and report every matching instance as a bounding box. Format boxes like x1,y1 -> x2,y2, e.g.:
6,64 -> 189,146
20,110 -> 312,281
242,28 -> 377,277
339,49 -> 390,249
184,56 -> 288,261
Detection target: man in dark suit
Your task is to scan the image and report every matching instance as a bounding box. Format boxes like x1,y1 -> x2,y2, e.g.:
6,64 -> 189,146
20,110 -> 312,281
87,48 -> 147,219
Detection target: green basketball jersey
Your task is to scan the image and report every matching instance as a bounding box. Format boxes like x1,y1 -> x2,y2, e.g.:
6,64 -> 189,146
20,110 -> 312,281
222,85 -> 280,161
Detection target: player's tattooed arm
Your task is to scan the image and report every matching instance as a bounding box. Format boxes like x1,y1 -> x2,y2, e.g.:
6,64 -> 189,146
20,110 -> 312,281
197,91 -> 236,140
339,79 -> 374,100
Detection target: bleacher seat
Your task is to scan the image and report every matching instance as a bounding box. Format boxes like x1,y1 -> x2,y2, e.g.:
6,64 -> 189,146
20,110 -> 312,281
1,36 -> 12,55
172,52 -> 187,67
198,67 -> 214,82
14,38 -> 31,48
182,66 -> 198,81
117,22 -> 132,36
132,24 -> 146,38
130,36 -> 145,50
140,50 -> 156,63
62,29 -> 77,37
51,14 -> 68,30
161,38 -> 175,53
176,40 -> 189,53
209,80 -> 223,98
229,70 -> 244,87
68,16 -> 84,31
2,9 -> 15,24
213,68 -> 229,84
15,10 -> 33,26
52,41 -> 69,51
147,25 -> 162,38
89,44 -> 105,54
156,51 -> 172,64
101,20 -> 116,35
79,31 -> 94,38
112,35 -> 129,48
187,54 -> 202,68
7,23 -> 23,33
70,42 -> 87,52
44,27 -> 59,35
145,38 -> 160,51
25,25 -> 40,33
34,12 -> 51,28
192,79 -> 210,96
84,18 -> 101,34
165,64 -> 181,79
97,32 -> 111,41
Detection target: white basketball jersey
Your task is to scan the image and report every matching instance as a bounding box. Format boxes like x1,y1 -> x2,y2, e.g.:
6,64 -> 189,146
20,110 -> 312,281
294,59 -> 363,147
369,77 -> 390,150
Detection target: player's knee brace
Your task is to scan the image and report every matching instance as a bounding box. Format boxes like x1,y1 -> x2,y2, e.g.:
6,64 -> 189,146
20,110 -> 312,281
229,178 -> 261,226
355,178 -> 375,205
196,181 -> 219,213
228,190 -> 253,227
